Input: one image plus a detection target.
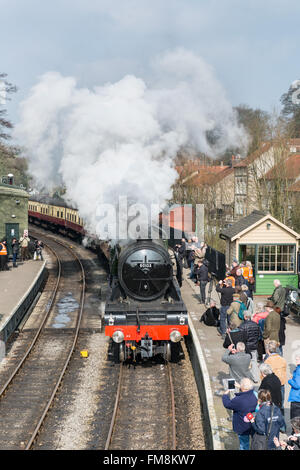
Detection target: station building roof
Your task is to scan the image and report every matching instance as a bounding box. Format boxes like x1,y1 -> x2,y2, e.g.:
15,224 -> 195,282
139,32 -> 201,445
220,210 -> 300,241
220,210 -> 267,240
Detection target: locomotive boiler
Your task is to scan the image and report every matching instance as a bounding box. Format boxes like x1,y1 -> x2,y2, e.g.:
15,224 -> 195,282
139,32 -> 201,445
104,239 -> 188,363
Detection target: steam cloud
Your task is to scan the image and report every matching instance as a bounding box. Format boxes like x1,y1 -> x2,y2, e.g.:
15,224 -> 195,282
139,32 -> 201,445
14,48 -> 249,237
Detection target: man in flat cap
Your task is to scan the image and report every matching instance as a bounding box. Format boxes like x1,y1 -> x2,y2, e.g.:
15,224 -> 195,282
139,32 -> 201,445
263,300 -> 281,352
269,279 -> 287,313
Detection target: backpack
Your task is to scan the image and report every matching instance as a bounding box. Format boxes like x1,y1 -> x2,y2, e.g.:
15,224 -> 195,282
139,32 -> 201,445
237,300 -> 247,320
200,307 -> 218,326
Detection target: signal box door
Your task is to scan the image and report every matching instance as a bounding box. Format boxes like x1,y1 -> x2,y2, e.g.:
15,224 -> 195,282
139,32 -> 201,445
5,223 -> 19,256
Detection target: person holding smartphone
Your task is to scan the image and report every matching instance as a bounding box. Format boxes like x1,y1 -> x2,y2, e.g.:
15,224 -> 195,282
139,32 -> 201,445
222,377 -> 257,450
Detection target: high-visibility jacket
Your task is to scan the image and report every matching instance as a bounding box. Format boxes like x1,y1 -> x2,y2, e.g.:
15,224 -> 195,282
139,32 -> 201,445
0,243 -> 7,255
241,266 -> 250,280
225,275 -> 236,288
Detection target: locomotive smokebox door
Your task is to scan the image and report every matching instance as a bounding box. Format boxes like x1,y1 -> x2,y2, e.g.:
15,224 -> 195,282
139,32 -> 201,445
141,336 -> 153,358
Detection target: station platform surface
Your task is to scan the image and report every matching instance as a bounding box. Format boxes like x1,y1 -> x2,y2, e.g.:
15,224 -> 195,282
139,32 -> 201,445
181,268 -> 300,450
0,259 -> 45,331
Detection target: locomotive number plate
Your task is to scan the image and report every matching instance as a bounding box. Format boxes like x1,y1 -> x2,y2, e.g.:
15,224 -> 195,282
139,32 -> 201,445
138,263 -> 153,269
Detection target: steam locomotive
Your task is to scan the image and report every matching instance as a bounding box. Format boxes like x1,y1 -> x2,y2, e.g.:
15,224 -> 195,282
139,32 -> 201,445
105,238 -> 188,363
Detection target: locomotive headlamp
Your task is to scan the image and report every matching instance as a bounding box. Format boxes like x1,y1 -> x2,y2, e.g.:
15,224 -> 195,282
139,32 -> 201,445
112,330 -> 124,343
170,330 -> 182,343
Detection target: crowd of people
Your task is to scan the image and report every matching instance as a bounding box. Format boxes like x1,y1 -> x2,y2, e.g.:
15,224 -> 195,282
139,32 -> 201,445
179,244 -> 300,451
0,230 -> 44,271
174,236 -> 209,296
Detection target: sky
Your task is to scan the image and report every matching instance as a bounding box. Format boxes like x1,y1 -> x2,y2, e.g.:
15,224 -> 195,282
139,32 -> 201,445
1,0 -> 300,129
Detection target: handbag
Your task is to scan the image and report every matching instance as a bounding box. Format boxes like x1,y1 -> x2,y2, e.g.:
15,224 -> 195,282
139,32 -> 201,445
251,404 -> 274,450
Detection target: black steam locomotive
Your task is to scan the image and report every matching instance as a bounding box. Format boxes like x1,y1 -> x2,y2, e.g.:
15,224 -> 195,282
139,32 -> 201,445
104,239 -> 189,363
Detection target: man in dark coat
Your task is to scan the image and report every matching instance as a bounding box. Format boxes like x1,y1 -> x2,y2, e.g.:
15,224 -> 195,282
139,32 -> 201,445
223,320 -> 248,351
259,363 -> 283,409
216,278 -> 236,338
263,301 -> 281,348
239,311 -> 261,382
175,239 -> 186,270
194,259 -> 209,304
11,238 -> 19,267
269,279 -> 287,312
188,246 -> 196,280
275,306 -> 286,356
230,260 -> 239,278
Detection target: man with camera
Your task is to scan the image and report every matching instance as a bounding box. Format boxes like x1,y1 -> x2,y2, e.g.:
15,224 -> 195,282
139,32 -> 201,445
216,278 -> 236,338
222,342 -> 254,383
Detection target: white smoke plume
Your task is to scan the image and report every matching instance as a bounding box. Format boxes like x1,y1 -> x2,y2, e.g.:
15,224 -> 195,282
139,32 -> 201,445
14,48 -> 248,238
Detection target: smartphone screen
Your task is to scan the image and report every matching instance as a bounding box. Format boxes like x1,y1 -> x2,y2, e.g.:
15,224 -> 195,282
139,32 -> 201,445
228,379 -> 235,389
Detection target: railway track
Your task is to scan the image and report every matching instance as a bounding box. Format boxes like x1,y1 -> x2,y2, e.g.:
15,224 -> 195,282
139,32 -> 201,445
104,360 -> 177,450
0,233 -> 86,450
0,226 -> 205,450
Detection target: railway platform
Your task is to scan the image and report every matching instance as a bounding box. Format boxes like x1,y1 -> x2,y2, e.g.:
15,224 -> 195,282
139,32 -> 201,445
0,258 -> 46,360
181,269 -> 300,450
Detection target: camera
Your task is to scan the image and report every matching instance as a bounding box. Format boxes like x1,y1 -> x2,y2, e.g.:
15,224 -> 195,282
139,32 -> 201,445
223,378 -> 236,390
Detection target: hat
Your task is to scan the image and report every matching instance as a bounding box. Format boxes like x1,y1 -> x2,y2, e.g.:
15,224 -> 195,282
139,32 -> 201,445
265,300 -> 274,308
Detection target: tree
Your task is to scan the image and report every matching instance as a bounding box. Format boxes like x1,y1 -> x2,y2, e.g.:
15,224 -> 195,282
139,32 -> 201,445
280,81 -> 300,138
235,104 -> 270,156
0,74 -> 30,187
0,73 -> 17,141
214,104 -> 271,165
